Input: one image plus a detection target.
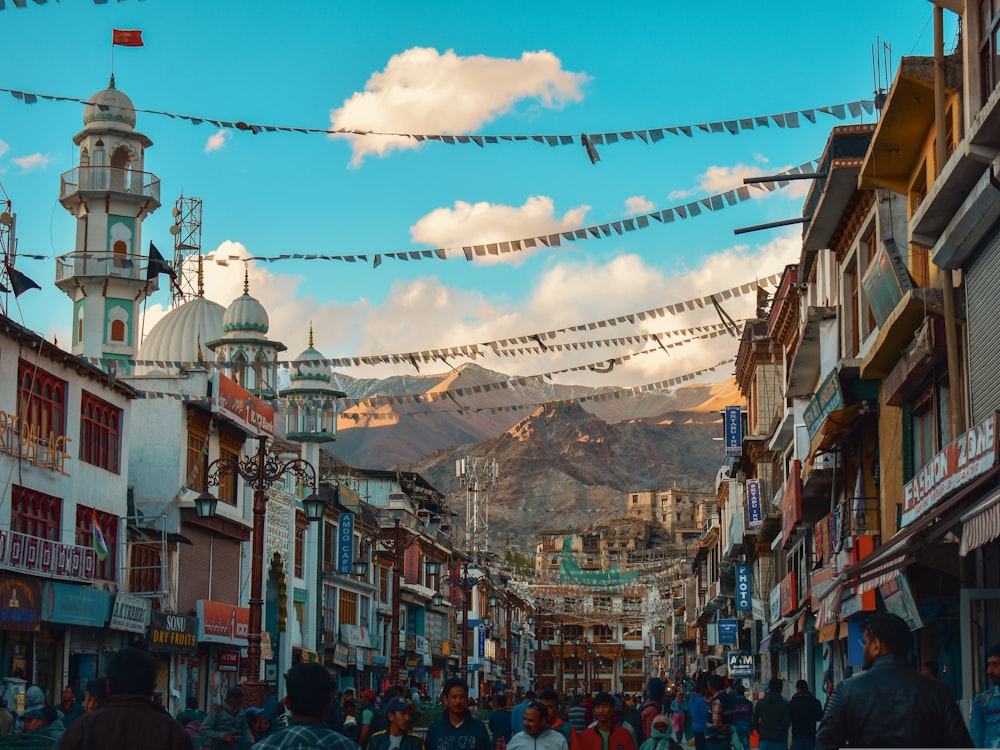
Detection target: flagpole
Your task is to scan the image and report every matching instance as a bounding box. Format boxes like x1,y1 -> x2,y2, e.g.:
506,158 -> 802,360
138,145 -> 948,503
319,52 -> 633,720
111,30 -> 115,78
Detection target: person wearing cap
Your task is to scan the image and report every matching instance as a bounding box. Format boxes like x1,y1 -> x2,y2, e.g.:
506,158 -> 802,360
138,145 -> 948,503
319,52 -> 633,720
506,701 -> 568,750
815,613 -> 972,750
58,646 -> 193,750
425,678 -> 491,750
252,663 -> 357,749
368,697 -> 424,750
200,685 -> 254,750
570,691 -> 636,750
18,707 -> 48,738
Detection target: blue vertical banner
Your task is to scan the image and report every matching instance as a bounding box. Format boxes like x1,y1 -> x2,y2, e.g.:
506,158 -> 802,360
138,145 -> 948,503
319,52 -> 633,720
735,563 -> 752,612
746,479 -> 763,529
478,625 -> 485,658
337,512 -> 355,575
725,406 -> 742,455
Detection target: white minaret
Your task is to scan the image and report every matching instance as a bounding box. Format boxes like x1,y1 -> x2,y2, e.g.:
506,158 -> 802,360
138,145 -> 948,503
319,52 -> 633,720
55,75 -> 161,364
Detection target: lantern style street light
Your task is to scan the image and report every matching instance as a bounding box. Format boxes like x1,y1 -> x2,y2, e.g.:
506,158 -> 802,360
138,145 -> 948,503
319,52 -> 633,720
195,434 -> 323,709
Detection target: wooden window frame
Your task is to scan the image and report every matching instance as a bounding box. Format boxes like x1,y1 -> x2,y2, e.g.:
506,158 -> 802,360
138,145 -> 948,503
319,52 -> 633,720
12,485 -> 62,541
17,360 -> 66,443
79,391 -> 122,473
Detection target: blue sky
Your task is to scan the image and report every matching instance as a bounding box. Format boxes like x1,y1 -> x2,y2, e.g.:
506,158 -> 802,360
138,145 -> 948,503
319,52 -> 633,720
0,0 -> 956,389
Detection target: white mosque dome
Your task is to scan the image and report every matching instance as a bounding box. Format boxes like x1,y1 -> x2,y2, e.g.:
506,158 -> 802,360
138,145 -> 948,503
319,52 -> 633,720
83,76 -> 137,132
222,293 -> 269,335
139,296 -> 225,363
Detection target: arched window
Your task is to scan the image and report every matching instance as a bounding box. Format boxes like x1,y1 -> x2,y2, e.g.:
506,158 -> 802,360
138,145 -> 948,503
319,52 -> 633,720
109,146 -> 130,191
110,319 -> 126,342
80,391 -> 121,474
232,351 -> 248,387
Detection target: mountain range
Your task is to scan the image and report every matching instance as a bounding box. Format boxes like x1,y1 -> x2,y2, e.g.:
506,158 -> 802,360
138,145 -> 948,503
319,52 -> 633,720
330,364 -> 735,546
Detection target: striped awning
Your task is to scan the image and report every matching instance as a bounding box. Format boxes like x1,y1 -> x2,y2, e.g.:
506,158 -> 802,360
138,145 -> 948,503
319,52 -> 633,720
854,554 -> 911,595
960,487 -> 1000,556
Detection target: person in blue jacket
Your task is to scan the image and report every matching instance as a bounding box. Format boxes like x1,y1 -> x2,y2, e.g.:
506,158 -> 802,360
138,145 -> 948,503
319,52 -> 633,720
425,678 -> 492,750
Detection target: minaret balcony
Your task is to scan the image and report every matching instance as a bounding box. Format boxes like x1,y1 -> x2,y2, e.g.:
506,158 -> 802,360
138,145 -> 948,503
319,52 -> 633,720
59,166 -> 161,214
55,250 -> 159,291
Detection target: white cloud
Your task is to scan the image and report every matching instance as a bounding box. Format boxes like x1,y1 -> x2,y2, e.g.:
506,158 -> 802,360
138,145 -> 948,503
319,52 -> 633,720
138,231 -> 798,388
409,196 -> 589,265
12,153 -> 54,172
669,161 -> 811,201
204,130 -> 231,153
0,140 -> 9,159
624,196 -> 654,215
330,47 -> 589,165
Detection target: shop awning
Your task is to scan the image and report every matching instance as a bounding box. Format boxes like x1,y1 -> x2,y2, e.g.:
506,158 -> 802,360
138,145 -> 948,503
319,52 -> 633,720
808,403 -> 869,460
843,474 -> 1000,590
959,487 -> 1000,556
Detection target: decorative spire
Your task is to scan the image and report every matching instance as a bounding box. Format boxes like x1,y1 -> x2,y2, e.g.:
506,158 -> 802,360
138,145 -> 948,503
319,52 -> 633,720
308,322 -> 314,349
243,263 -> 249,295
197,254 -> 204,297
108,74 -> 117,89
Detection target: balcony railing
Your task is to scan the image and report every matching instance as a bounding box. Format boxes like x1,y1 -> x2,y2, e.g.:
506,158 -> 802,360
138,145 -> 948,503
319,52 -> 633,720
60,166 -> 160,203
56,250 -> 158,284
838,496 -> 881,539
0,529 -> 98,582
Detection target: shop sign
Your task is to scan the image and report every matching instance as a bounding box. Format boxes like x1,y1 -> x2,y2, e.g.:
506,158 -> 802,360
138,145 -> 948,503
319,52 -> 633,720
213,372 -> 275,436
331,644 -> 349,667
340,624 -> 370,648
769,586 -> 781,623
751,597 -> 766,622
717,619 -> 738,645
337,513 -> 354,575
147,611 -> 197,655
861,240 -> 914,328
0,410 -> 72,475
0,575 -> 41,632
902,411 -> 999,527
197,600 -> 249,644
804,369 -> 844,439
782,460 -> 802,549
879,576 -> 923,631
477,625 -> 485,659
779,571 -> 797,617
728,653 -> 753,678
734,564 -> 751,612
414,634 -> 429,655
0,530 -> 96,582
262,631 -> 273,661
216,650 -> 240,672
725,406 -> 742,455
41,581 -> 109,627
109,592 -> 150,633
745,479 -> 762,529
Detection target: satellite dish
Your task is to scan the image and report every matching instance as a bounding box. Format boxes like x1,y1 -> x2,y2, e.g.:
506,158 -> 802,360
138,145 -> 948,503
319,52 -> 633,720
169,224 -> 181,235
0,212 -> 11,227
172,207 -> 181,218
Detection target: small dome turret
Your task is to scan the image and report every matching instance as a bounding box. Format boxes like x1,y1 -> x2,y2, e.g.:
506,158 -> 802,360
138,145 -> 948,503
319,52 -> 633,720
83,75 -> 136,131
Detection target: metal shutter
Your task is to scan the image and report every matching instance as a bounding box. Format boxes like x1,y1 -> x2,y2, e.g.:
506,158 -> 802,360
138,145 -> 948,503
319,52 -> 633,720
967,231 -> 1000,424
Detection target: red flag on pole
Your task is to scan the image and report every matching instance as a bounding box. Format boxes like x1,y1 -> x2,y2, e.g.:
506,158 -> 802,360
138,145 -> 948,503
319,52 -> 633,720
112,29 -> 144,47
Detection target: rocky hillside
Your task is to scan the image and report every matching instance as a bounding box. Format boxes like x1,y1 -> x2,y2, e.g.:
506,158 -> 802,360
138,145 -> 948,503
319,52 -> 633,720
326,365 -> 734,546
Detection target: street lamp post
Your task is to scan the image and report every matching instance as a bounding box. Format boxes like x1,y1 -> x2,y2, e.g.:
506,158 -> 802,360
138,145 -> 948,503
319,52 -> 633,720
196,434 -> 324,709
354,509 -> 431,687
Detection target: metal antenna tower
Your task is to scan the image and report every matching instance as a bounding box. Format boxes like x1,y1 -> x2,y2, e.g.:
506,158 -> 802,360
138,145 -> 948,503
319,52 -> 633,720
456,457 -> 498,556
169,195 -> 202,307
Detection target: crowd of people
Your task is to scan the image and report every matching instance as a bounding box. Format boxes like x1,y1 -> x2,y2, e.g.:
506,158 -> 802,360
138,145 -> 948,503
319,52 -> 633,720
0,615 -> 997,749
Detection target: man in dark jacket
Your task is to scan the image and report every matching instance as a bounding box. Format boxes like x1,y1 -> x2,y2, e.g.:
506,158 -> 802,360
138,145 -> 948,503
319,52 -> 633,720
58,647 -> 193,750
489,694 -> 514,743
815,614 -> 973,750
425,678 -> 491,750
752,679 -> 789,750
787,680 -> 822,750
